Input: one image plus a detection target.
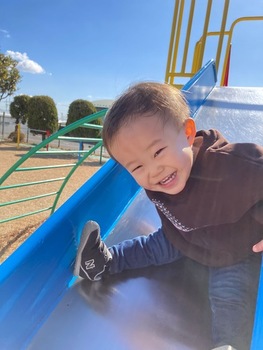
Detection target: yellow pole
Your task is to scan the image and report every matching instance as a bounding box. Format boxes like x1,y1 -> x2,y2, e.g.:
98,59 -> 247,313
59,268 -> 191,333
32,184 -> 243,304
215,0 -> 230,72
220,16 -> 263,85
192,40 -> 202,73
197,0 -> 212,70
165,0 -> 180,83
170,0 -> 185,85
17,124 -> 20,149
181,0 -> 195,73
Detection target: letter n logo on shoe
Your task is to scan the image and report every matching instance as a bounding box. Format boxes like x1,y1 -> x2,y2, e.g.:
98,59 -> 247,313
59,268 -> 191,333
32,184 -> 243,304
85,259 -> 95,270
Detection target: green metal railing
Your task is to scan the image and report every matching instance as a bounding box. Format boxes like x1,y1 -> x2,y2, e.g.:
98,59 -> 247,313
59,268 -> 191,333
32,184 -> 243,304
0,109 -> 107,225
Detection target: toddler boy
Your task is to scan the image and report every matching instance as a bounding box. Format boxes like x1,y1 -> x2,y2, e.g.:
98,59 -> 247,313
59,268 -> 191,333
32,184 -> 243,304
74,82 -> 263,349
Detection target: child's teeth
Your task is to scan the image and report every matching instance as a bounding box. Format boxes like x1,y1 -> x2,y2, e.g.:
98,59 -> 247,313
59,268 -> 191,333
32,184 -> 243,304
161,173 -> 175,184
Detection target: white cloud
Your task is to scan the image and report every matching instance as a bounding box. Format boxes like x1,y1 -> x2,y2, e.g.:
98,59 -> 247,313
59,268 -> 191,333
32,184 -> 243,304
6,50 -> 45,74
0,29 -> 10,38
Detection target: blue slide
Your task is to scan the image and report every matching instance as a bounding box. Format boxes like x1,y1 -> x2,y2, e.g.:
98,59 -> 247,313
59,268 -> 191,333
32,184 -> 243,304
0,60 -> 263,350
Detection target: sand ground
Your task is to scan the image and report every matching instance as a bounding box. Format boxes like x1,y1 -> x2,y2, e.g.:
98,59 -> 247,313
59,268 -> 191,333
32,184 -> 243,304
0,140 -> 104,263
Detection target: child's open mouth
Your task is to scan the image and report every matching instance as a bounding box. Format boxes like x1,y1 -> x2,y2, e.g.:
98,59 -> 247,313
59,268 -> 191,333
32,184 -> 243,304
159,172 -> 176,185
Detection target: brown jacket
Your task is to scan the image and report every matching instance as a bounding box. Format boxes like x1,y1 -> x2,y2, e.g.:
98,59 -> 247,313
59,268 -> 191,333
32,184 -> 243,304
146,129 -> 263,267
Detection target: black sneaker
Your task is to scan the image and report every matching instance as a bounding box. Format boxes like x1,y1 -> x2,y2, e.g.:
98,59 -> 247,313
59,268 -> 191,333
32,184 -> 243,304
74,221 -> 112,281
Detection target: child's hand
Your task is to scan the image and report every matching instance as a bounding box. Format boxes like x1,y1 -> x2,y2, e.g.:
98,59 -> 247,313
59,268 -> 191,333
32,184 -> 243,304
253,240 -> 263,253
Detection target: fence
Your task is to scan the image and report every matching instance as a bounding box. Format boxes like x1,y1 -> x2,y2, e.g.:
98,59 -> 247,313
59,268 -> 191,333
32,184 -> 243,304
0,113 -> 66,145
0,113 -> 96,155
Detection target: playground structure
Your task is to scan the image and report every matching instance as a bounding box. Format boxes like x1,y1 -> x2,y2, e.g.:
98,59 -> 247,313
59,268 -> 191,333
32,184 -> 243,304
0,1 -> 263,349
165,0 -> 263,88
0,112 -> 106,225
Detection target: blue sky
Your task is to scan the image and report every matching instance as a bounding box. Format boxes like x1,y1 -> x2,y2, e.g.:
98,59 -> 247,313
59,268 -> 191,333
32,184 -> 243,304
0,0 -> 262,119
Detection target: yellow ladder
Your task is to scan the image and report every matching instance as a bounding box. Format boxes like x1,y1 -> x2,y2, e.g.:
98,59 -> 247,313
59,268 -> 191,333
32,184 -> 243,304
165,0 -> 263,88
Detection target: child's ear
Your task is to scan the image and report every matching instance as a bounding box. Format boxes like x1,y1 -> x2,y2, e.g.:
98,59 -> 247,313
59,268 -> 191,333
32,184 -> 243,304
184,118 -> 196,145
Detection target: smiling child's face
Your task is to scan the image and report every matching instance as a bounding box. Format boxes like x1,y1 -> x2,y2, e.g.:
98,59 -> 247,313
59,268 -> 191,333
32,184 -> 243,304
109,113 -> 196,195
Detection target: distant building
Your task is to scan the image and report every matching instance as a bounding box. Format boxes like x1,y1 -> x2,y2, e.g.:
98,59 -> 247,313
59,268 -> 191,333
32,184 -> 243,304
0,112 -> 12,124
92,99 -> 114,111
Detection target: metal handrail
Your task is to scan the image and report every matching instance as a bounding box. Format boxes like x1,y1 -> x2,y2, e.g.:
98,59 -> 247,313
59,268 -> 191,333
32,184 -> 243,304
166,0 -> 229,87
0,109 -> 107,224
165,0 -> 263,88
220,16 -> 263,86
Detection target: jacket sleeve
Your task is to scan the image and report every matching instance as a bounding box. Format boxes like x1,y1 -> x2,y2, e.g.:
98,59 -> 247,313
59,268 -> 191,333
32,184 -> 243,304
250,201 -> 263,225
230,142 -> 263,226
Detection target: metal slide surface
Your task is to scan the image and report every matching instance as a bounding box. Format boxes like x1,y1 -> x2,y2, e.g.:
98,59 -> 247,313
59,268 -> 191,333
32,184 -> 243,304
28,86 -> 263,350
194,86 -> 263,145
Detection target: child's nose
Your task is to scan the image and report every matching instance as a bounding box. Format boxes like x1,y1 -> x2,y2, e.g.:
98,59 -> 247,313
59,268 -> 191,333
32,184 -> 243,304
149,163 -> 164,179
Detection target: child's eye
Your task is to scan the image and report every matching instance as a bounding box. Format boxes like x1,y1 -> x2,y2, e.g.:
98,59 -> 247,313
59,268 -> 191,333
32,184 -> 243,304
131,165 -> 142,173
154,147 -> 165,158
